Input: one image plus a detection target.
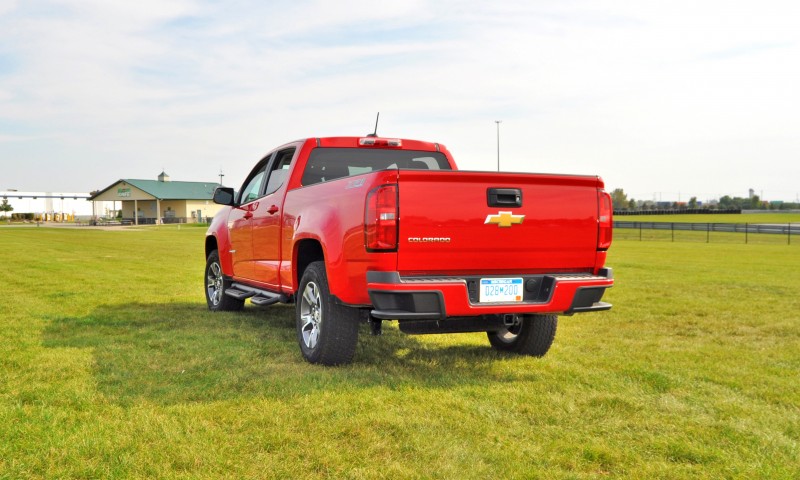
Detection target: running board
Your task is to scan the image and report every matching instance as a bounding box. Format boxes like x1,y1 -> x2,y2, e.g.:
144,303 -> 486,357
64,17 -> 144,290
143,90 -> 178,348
250,295 -> 284,306
224,288 -> 255,300
226,283 -> 289,306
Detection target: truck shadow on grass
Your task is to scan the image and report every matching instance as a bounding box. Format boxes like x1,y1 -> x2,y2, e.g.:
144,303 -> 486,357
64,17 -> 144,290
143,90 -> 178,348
42,302 -> 530,406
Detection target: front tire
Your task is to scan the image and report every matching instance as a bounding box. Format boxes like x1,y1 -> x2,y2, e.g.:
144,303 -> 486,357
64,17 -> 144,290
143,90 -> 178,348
205,249 -> 244,311
296,261 -> 359,365
487,314 -> 558,357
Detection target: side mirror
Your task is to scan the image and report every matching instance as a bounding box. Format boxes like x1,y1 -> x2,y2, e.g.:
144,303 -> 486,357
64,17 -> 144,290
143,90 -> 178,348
212,187 -> 236,206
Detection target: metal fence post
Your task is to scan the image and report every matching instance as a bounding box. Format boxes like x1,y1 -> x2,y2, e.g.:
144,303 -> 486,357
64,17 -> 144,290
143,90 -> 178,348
613,221 -> 795,245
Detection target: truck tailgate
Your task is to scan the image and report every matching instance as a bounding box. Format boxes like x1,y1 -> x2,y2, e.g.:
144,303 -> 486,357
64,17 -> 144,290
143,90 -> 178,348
396,170 -> 601,275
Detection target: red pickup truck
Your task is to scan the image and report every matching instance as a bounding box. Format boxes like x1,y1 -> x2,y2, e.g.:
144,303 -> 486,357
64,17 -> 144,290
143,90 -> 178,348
205,135 -> 613,365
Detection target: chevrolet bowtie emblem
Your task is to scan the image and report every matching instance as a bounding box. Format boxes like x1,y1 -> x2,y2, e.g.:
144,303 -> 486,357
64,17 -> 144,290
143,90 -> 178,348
485,211 -> 525,228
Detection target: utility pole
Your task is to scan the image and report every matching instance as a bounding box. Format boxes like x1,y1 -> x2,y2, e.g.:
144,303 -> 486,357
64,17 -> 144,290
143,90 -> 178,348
495,120 -> 502,172
218,169 -> 224,186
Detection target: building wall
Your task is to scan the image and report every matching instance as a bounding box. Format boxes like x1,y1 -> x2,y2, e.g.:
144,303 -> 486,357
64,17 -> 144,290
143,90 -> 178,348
159,200 -> 221,222
119,199 -> 224,222
121,200 -> 160,219
90,180 -> 223,222
1,191 -> 114,220
185,200 -> 225,221
2,183 -> 220,222
92,183 -> 155,202
160,200 -> 185,220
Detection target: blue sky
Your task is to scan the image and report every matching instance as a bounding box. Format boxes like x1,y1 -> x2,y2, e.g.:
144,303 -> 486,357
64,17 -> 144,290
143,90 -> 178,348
1,0 -> 799,203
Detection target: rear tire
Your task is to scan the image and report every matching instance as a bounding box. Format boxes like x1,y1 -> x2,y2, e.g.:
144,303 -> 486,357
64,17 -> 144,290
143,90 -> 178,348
487,314 -> 558,357
296,261 -> 359,365
205,249 -> 244,312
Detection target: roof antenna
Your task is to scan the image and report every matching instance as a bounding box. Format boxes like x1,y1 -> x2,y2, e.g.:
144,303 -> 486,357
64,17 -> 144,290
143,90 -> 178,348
367,112 -> 380,137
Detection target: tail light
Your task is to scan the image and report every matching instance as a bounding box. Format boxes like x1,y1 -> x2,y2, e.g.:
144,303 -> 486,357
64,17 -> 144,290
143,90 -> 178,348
598,189 -> 613,250
365,184 -> 398,251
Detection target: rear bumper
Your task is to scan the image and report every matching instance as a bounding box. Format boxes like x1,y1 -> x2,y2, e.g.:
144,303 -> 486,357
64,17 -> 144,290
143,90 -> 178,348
367,269 -> 613,320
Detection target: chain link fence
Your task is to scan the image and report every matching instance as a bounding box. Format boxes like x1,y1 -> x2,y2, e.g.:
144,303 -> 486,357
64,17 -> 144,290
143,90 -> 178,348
614,221 -> 798,245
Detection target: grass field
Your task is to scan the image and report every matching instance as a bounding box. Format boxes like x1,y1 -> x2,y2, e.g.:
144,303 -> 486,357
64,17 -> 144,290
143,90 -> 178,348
1,226 -> 799,479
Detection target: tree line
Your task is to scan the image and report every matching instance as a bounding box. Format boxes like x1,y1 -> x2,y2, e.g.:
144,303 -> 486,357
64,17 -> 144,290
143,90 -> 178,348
610,189 -> 800,211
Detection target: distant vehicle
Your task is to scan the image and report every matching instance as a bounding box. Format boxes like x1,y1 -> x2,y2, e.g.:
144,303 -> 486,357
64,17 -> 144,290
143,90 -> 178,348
204,135 -> 614,365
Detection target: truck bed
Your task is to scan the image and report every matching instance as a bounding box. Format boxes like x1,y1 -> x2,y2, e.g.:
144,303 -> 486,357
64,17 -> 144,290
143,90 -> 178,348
395,169 -> 604,276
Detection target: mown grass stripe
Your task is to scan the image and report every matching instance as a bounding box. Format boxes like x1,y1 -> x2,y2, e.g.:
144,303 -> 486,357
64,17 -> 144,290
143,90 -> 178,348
0,226 -> 798,478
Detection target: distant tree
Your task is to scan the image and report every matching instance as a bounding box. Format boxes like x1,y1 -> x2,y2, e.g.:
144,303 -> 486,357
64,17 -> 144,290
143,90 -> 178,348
0,199 -> 12,218
610,188 -> 629,210
688,197 -> 697,209
628,199 -> 637,210
717,195 -> 764,210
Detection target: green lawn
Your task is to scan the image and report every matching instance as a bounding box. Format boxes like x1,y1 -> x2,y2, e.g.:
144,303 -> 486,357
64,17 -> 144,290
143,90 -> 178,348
1,226 -> 798,479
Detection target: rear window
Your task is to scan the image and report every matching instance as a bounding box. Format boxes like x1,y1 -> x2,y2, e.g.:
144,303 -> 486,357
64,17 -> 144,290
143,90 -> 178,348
301,148 -> 451,186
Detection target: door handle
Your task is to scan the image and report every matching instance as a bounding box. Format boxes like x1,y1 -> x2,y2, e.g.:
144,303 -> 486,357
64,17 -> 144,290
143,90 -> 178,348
268,205 -> 279,215
487,188 -> 522,207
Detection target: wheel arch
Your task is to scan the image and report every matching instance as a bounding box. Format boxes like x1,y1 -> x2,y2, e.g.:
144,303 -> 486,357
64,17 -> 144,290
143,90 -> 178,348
294,238 -> 325,291
205,235 -> 218,259
205,233 -> 234,276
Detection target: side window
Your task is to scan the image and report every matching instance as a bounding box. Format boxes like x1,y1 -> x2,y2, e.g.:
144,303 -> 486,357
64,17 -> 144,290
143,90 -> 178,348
264,148 -> 295,196
239,162 -> 268,204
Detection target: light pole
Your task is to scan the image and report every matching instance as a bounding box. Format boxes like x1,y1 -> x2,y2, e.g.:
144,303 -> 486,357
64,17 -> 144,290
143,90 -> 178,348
495,120 -> 502,172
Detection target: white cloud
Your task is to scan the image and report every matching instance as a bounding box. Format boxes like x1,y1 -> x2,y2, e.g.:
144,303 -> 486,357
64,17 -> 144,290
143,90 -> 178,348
0,0 -> 16,15
0,0 -> 798,200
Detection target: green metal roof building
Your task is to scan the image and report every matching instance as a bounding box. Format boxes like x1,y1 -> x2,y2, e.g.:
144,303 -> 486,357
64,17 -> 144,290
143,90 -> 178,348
89,172 -> 222,224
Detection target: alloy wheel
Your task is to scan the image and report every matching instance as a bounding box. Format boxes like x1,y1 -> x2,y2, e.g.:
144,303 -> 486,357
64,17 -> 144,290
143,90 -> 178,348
206,262 -> 223,306
299,281 -> 322,349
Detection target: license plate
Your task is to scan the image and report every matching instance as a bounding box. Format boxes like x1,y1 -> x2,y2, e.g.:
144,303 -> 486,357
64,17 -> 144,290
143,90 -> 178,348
479,278 -> 524,303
